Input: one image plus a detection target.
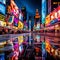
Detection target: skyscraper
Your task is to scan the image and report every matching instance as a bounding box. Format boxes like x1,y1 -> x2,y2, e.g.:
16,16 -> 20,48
21,6 -> 27,22
28,16 -> 31,31
35,9 -> 40,30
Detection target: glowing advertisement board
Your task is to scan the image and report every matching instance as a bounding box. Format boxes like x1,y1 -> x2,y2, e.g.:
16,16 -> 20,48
0,21 -> 6,26
10,0 -> 19,17
8,16 -> 14,24
18,21 -> 24,29
0,14 -> 5,21
45,15 -> 50,25
0,3 -> 6,15
54,9 -> 58,19
57,6 -> 60,20
14,17 -> 19,27
19,13 -> 23,22
50,12 -> 55,21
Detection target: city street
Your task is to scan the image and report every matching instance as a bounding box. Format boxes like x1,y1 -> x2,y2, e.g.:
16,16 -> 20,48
0,33 -> 60,60
0,0 -> 60,60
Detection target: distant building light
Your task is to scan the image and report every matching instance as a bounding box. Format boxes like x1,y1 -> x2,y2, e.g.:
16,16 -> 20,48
53,2 -> 58,4
53,2 -> 60,4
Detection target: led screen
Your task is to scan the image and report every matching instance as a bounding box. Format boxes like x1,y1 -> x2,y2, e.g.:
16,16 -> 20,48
0,3 -> 6,15
19,13 -> 23,21
14,17 -> 19,27
8,16 -> 14,23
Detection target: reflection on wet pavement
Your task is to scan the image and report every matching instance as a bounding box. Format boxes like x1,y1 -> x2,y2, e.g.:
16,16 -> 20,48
0,33 -> 60,60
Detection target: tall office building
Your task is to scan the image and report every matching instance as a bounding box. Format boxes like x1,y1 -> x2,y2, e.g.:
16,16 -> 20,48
21,6 -> 27,22
28,16 -> 31,31
21,6 -> 27,30
35,9 -> 40,30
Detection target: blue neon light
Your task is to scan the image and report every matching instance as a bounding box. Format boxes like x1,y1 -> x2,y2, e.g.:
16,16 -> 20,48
42,0 -> 46,24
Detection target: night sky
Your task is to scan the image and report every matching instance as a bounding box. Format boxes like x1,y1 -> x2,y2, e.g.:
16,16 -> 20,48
15,0 -> 41,16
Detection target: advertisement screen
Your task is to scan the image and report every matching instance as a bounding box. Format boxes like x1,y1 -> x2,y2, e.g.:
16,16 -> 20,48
18,21 -> 24,29
50,12 -> 54,21
58,6 -> 60,19
0,0 -> 6,4
8,16 -> 14,24
0,3 -> 6,15
45,15 -> 50,25
0,14 -> 5,21
19,13 -> 23,21
14,17 -> 19,27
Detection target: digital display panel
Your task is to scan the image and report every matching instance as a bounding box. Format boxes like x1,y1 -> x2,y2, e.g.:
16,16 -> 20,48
19,13 -> 23,22
0,3 -> 6,15
14,17 -> 19,27
8,16 -> 14,23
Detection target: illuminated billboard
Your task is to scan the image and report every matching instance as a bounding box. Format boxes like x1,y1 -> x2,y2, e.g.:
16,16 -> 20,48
14,17 -> 19,27
0,14 -> 5,21
45,15 -> 50,25
0,21 -> 6,27
18,21 -> 24,29
8,16 -> 14,24
0,3 -> 6,15
19,13 -> 23,22
10,0 -> 19,17
50,12 -> 55,21
54,9 -> 58,19
57,6 -> 60,20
